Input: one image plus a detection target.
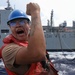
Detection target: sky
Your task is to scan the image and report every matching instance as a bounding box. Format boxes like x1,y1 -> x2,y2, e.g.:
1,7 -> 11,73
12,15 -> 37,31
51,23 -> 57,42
0,0 -> 75,27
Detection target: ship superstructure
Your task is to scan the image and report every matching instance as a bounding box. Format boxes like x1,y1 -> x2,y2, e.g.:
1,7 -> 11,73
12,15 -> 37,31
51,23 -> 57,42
0,0 -> 13,47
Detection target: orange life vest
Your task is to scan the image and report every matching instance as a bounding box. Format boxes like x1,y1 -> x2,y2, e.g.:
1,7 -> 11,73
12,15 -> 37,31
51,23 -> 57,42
0,34 -> 58,75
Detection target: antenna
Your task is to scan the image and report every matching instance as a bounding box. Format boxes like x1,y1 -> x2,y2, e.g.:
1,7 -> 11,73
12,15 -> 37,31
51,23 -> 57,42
14,5 -> 15,9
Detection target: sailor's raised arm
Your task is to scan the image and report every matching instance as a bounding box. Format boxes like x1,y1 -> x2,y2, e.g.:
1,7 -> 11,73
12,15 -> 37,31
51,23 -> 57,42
27,2 -> 46,60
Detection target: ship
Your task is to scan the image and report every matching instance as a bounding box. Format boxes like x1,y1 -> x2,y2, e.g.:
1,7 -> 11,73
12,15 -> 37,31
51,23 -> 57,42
44,10 -> 75,52
0,0 -> 75,52
0,0 -> 12,47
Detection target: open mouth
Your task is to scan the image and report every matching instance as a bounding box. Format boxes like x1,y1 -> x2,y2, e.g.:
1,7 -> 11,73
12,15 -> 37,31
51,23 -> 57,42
16,30 -> 24,34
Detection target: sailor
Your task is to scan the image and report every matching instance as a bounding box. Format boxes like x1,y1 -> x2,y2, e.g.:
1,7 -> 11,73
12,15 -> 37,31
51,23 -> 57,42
0,2 -> 58,75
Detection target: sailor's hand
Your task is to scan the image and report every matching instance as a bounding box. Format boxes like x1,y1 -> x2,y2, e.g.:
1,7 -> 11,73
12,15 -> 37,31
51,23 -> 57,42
26,2 -> 40,16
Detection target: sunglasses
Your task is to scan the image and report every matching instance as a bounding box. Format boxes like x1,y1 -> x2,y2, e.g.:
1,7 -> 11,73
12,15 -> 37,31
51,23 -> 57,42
9,20 -> 28,26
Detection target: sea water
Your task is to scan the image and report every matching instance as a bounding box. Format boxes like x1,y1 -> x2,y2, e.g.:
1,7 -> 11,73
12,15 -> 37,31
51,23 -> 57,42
0,59 -> 7,75
48,52 -> 75,75
0,52 -> 75,75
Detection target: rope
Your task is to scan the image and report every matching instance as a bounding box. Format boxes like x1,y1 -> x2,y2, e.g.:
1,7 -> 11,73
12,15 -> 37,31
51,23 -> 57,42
52,30 -> 75,64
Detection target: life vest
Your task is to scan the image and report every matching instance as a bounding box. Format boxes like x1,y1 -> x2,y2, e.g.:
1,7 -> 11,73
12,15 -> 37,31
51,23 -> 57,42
1,34 -> 58,75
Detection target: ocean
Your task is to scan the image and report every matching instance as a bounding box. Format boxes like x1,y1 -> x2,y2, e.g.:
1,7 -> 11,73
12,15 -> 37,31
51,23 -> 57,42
0,52 -> 75,75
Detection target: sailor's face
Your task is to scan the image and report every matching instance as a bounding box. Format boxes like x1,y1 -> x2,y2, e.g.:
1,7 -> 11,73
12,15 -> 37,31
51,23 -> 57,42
9,19 -> 30,41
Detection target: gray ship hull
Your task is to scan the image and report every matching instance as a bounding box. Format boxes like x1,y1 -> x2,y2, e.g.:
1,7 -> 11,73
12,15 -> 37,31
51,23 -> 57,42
45,31 -> 75,52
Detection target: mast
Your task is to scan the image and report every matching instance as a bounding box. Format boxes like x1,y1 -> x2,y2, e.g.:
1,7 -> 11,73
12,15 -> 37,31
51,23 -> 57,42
50,10 -> 53,27
5,0 -> 13,10
7,0 -> 10,8
50,9 -> 53,32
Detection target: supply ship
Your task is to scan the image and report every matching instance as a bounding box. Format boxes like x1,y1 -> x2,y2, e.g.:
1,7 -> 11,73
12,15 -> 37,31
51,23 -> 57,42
0,0 -> 75,52
44,10 -> 75,52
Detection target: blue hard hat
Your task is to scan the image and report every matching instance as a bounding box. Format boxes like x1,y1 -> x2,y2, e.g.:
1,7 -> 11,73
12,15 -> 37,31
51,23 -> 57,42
7,10 -> 30,25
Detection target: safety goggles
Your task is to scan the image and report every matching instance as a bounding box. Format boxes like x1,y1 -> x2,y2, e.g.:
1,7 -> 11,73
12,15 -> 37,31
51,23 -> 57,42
9,20 -> 28,27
